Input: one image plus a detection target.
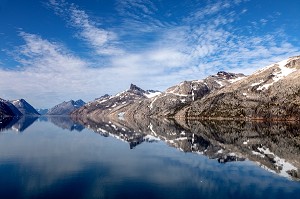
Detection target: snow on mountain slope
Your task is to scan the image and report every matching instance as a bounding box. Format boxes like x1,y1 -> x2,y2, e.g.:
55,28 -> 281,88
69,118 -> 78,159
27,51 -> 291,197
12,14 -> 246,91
11,99 -> 40,116
178,55 -> 300,120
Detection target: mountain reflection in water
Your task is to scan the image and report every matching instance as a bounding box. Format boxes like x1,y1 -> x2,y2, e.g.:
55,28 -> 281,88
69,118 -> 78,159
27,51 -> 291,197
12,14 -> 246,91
74,116 -> 300,181
0,116 -> 300,198
1,115 -> 300,180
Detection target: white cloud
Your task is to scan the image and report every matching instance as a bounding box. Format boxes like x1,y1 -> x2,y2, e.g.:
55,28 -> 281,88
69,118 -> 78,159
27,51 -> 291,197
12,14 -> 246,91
48,0 -> 122,56
0,32 -> 189,107
1,0 -> 300,107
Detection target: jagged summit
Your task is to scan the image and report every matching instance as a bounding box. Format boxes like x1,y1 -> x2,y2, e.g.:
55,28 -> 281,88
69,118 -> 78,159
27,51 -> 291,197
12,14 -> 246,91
215,71 -> 245,80
95,94 -> 110,101
128,84 -> 161,98
70,55 -> 300,121
129,84 -> 145,93
11,99 -> 40,116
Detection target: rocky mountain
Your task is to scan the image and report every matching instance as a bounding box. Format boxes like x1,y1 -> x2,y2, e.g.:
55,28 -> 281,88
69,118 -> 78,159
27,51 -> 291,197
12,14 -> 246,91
72,72 -> 245,122
47,99 -> 85,115
0,99 -> 16,118
177,55 -> 300,121
0,99 -> 23,117
71,84 -> 161,121
10,99 -> 40,116
123,71 -> 246,119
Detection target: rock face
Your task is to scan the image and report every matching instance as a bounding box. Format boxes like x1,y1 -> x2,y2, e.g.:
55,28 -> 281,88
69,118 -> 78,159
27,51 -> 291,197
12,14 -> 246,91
0,99 -> 16,118
1,99 -> 23,117
73,55 -> 300,121
178,55 -> 300,121
124,71 -> 246,119
47,99 -> 85,115
72,73 -> 245,122
10,99 -> 40,116
71,84 -> 161,121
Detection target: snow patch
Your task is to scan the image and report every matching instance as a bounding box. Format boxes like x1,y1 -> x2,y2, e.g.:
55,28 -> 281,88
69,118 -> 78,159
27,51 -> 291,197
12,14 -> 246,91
229,76 -> 246,83
254,59 -> 296,91
257,82 -> 274,90
96,127 -> 108,133
252,151 -> 265,158
149,97 -> 158,110
217,149 -> 224,154
243,140 -> 249,144
97,99 -> 108,103
144,135 -> 160,142
257,147 -> 297,179
148,123 -> 157,136
175,137 -> 188,141
216,81 -> 224,87
118,112 -> 125,120
144,91 -> 161,98
251,79 -> 264,87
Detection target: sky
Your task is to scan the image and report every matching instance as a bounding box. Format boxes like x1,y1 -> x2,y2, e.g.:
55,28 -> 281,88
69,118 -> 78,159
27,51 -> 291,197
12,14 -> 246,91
0,0 -> 299,108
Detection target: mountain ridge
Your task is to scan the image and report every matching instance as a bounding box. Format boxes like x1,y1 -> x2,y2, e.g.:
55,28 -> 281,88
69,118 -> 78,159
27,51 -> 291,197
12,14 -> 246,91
10,99 -> 40,116
47,99 -> 86,115
72,55 -> 300,122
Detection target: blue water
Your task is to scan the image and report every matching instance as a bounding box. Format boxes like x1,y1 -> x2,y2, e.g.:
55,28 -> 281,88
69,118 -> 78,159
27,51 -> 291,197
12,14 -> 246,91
0,118 -> 299,199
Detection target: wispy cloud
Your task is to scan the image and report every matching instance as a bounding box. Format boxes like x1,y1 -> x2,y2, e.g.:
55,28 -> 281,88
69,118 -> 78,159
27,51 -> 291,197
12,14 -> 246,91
1,0 -> 299,107
48,0 -> 122,56
116,0 -> 174,33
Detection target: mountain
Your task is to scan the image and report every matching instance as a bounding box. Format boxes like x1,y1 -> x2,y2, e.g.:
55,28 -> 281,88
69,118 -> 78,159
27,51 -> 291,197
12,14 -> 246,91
123,71 -> 246,119
1,99 -> 23,117
71,74 -> 246,122
71,84 -> 161,121
176,55 -> 300,121
0,99 -> 16,118
47,99 -> 86,115
73,55 -> 300,121
36,108 -> 49,115
10,99 -> 40,116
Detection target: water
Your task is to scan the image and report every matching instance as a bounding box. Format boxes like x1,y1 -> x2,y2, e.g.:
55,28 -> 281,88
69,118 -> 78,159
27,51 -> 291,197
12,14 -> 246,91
0,117 -> 300,199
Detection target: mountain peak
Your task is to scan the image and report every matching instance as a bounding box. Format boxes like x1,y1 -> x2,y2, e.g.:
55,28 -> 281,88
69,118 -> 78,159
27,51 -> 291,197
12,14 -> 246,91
47,99 -> 86,115
129,84 -> 145,93
10,99 -> 39,115
216,71 -> 244,79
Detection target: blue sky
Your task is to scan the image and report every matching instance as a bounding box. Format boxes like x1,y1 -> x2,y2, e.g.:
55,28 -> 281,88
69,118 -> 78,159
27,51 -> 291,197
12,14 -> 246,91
0,0 -> 299,108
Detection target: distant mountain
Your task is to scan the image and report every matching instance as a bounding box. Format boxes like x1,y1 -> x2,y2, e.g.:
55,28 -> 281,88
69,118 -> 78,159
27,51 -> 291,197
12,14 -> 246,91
47,99 -> 86,115
10,99 -> 40,116
177,55 -> 300,121
36,108 -> 49,115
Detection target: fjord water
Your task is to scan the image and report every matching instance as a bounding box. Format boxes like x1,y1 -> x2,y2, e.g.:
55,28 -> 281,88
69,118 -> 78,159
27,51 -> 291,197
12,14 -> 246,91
0,117 -> 300,199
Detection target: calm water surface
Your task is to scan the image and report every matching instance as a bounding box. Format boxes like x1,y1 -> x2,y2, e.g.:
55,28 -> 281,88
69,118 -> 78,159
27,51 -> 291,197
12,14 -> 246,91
0,117 -> 299,199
